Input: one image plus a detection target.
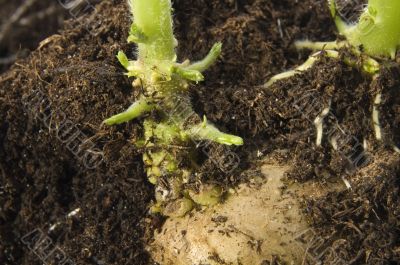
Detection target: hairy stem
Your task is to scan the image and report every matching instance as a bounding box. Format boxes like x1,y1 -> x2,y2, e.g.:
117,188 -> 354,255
129,0 -> 176,62
105,0 -> 243,216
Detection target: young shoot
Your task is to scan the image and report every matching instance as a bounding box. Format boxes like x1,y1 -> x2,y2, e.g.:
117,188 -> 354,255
265,0 -> 400,150
104,0 -> 243,217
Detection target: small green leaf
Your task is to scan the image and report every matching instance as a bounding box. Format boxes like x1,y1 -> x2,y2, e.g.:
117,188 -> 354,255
117,51 -> 129,70
173,67 -> 204,82
187,121 -> 244,146
202,115 -> 207,127
186,42 -> 222,72
216,134 -> 244,146
103,98 -> 154,125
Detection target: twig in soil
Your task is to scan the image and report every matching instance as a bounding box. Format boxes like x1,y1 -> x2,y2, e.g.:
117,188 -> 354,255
301,239 -> 312,265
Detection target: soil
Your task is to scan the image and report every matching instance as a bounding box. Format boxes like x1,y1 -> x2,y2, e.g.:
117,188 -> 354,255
1,0 -> 399,265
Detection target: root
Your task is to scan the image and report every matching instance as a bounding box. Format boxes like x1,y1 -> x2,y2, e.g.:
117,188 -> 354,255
372,92 -> 400,154
264,56 -> 317,88
363,138 -> 369,151
264,50 -> 338,88
342,177 -> 352,189
372,93 -> 382,141
296,39 -> 380,74
294,40 -> 341,51
394,146 -> 400,154
329,135 -> 338,150
314,103 -> 331,146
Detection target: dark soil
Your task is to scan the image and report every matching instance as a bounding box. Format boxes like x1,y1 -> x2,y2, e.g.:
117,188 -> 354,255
306,149 -> 400,265
1,0 -> 399,265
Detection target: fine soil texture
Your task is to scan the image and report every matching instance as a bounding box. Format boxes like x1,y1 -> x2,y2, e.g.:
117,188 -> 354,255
1,0 -> 399,265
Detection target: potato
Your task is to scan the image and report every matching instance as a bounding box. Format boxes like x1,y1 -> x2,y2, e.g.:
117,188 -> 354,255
148,162 -> 345,264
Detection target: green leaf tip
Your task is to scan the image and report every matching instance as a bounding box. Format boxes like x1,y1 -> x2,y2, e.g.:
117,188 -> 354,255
173,67 -> 204,82
186,42 -> 223,72
103,98 -> 154,125
217,134 -> 244,146
210,42 -> 222,56
187,121 -> 244,146
117,51 -> 129,70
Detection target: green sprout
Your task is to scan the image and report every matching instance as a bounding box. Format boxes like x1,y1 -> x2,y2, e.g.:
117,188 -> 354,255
265,0 -> 400,152
104,0 -> 243,217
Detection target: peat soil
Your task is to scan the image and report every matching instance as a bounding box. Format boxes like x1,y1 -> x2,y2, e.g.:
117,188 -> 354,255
0,0 -> 399,265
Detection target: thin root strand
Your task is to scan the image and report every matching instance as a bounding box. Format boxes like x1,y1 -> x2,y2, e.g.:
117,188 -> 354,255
314,103 -> 331,147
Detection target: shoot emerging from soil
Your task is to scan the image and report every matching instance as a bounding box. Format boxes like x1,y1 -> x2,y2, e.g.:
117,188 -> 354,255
104,0 -> 243,217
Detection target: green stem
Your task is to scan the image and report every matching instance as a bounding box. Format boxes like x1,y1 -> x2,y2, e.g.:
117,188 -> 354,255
129,0 -> 176,62
105,0 -> 243,216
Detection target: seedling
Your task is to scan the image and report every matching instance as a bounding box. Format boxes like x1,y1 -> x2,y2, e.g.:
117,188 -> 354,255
265,0 -> 400,152
104,0 -> 243,216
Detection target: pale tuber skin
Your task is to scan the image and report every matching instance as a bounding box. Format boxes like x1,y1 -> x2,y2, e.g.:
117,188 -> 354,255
149,162 -> 347,264
103,0 -> 243,217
